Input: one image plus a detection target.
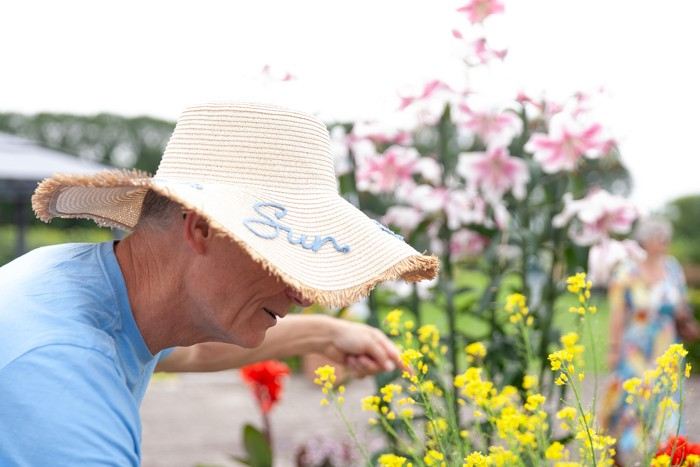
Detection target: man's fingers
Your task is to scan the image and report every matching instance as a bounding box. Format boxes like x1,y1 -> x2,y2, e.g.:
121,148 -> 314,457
346,354 -> 385,378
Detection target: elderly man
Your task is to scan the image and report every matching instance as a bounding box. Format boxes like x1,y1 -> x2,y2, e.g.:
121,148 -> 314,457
0,102 -> 438,465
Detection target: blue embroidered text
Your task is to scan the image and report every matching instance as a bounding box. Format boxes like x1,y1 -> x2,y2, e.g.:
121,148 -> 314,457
243,202 -> 351,253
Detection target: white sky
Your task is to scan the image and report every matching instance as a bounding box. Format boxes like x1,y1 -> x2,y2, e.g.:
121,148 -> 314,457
1,0 -> 698,211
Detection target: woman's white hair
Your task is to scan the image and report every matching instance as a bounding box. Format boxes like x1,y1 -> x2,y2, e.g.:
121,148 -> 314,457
633,215 -> 672,245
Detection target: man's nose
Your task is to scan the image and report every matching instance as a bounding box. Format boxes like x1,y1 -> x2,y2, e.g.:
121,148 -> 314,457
285,287 -> 313,308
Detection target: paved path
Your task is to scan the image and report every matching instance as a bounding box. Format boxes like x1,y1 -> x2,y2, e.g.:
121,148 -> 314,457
141,370 -> 700,467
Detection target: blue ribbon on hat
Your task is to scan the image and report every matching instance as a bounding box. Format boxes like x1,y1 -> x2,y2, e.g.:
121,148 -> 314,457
243,202 -> 351,253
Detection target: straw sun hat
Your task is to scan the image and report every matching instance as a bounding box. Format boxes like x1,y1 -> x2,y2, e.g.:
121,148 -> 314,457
32,102 -> 438,307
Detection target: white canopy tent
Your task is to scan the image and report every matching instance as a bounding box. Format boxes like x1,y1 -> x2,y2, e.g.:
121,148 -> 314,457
0,132 -> 113,257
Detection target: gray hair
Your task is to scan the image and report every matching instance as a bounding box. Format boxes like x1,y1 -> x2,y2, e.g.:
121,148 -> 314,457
633,215 -> 672,245
136,189 -> 183,231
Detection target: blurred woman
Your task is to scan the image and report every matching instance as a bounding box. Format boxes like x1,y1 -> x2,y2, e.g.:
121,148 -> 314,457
599,215 -> 693,465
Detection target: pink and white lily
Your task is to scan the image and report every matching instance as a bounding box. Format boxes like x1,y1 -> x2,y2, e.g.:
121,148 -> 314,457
456,146 -> 530,201
355,145 -> 420,195
456,0 -> 505,24
457,104 -> 522,147
524,113 -> 608,174
553,189 -> 639,246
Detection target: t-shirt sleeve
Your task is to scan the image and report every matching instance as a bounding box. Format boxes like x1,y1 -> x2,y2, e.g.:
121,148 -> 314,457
0,344 -> 141,466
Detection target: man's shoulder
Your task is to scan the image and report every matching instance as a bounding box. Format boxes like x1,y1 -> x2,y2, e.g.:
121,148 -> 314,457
0,241 -> 120,369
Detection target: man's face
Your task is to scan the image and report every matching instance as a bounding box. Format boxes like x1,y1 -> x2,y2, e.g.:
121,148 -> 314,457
185,232 -> 309,347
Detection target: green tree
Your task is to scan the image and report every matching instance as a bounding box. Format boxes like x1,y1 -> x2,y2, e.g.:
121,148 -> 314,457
0,112 -> 175,173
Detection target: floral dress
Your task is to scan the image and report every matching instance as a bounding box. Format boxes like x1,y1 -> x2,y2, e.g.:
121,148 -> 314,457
599,256 -> 687,464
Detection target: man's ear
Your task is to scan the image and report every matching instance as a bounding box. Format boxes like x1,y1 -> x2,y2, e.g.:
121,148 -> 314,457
182,212 -> 210,254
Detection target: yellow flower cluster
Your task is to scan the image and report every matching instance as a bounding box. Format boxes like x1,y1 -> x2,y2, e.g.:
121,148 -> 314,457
505,293 -> 533,325
313,365 -> 345,406
378,453 -> 412,467
566,272 -> 597,315
314,273 -> 694,466
621,343 -> 691,451
465,342 -> 487,364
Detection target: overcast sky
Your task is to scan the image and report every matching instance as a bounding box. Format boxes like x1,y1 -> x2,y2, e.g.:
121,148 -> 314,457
1,0 -> 698,211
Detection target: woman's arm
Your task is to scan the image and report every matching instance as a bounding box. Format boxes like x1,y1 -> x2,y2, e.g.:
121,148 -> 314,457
155,314 -> 401,377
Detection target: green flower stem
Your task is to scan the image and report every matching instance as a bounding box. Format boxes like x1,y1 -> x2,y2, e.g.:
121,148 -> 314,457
377,415 -> 425,466
415,387 -> 450,458
583,305 -> 599,421
652,363 -> 686,466
329,394 -> 371,466
670,368 -> 687,465
518,319 -> 538,376
443,387 -> 467,460
565,368 -> 597,467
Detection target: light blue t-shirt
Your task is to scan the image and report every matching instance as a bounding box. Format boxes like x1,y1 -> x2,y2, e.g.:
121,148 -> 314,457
0,241 -> 164,466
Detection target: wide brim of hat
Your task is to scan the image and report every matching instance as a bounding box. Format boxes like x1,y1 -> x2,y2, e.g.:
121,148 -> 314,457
32,170 -> 439,308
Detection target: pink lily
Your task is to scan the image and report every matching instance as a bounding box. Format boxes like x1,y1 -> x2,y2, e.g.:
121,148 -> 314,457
351,120 -> 413,146
463,37 -> 508,66
355,145 -> 419,194
457,0 -> 505,24
451,229 -> 490,258
396,80 -> 466,125
457,104 -> 522,146
456,146 -> 530,201
524,114 -> 607,173
405,184 -> 449,214
553,189 -> 639,246
381,206 -> 425,237
444,189 -> 488,230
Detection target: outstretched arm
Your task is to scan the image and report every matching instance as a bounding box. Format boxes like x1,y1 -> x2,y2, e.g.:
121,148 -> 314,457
156,314 -> 401,378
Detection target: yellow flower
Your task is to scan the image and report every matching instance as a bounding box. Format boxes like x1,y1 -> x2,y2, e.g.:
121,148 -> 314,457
464,451 -> 487,466
385,309 -> 403,336
417,324 -> 440,347
378,453 -> 409,467
523,374 -> 538,390
423,449 -> 444,466
466,342 -> 487,360
566,272 -> 589,294
400,348 -> 423,368
421,380 -> 444,397
487,446 -> 519,464
548,349 -> 574,372
313,365 -> 337,386
556,406 -> 576,420
524,393 -> 546,411
505,293 -> 527,312
622,377 -> 641,394
545,441 -> 565,460
650,454 -> 671,467
361,395 -> 380,412
380,383 -> 403,403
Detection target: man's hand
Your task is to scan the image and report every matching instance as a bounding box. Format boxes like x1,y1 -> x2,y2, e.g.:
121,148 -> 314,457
320,320 -> 403,378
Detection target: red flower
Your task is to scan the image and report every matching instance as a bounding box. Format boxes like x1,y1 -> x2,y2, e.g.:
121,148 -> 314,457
655,436 -> 700,466
240,360 -> 291,414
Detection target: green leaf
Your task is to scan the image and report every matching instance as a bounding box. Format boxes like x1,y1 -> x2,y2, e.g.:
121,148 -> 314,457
240,424 -> 272,467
